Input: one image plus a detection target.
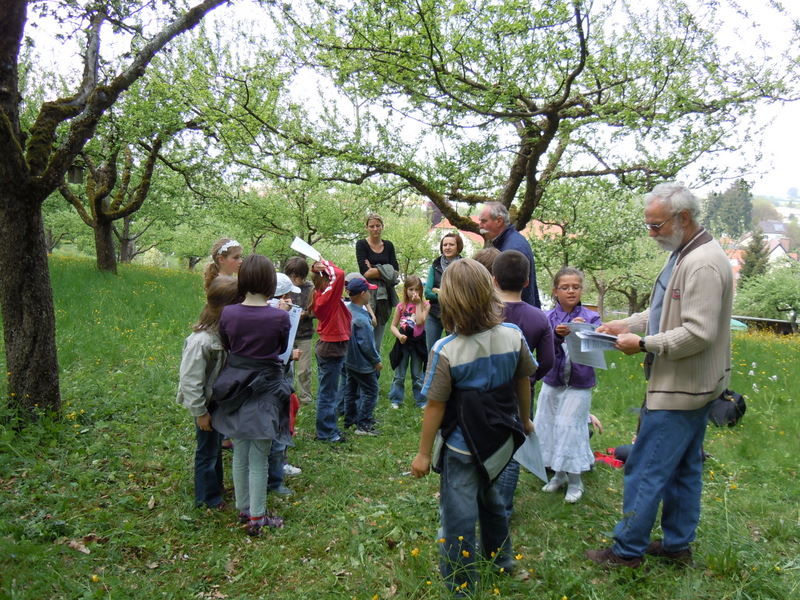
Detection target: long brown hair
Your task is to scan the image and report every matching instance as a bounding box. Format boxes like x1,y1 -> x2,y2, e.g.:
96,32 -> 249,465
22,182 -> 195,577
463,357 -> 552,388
193,276 -> 240,332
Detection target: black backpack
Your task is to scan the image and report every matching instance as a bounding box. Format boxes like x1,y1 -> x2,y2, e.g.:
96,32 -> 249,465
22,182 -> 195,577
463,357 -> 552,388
708,389 -> 746,427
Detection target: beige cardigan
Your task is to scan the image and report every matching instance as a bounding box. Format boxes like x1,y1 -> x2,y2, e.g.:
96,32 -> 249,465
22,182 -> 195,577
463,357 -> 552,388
623,230 -> 733,410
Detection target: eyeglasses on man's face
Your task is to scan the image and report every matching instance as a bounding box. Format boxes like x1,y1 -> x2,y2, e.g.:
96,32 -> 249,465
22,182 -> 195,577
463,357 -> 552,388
644,213 -> 677,232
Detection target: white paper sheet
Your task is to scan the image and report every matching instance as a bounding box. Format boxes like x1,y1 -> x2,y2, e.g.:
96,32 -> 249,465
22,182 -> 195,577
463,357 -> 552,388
278,304 -> 303,364
564,322 -> 607,369
513,432 -> 548,483
290,236 -> 321,262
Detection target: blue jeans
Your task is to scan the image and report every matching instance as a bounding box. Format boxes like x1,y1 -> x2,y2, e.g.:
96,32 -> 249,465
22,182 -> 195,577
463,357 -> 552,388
494,382 -> 535,518
389,349 -> 424,407
267,441 -> 286,491
612,403 -> 712,558
438,447 -> 514,593
494,459 -> 520,520
316,354 -> 345,440
343,368 -> 379,429
194,424 -> 224,508
425,314 -> 444,353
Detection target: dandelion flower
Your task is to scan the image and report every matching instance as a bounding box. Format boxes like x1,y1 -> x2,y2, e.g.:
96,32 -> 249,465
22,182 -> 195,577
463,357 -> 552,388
458,535 -> 464,541
91,575 -> 100,583
514,553 -> 523,560
410,548 -> 420,557
437,537 -> 446,544
493,587 -> 501,595
462,550 -> 470,558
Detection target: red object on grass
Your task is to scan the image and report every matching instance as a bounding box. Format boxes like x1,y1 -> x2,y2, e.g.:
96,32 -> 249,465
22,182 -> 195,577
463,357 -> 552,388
594,450 -> 624,468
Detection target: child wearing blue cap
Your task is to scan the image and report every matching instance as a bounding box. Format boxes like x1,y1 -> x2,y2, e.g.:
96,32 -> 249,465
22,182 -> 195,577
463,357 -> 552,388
343,276 -> 383,435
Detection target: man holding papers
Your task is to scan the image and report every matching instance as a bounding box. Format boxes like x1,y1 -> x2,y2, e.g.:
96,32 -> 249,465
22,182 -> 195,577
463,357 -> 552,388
586,183 -> 733,568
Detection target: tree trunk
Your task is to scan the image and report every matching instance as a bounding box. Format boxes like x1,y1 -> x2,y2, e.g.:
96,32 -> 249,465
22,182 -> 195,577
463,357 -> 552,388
0,191 -> 61,416
94,218 -> 117,273
117,215 -> 136,263
188,256 -> 202,270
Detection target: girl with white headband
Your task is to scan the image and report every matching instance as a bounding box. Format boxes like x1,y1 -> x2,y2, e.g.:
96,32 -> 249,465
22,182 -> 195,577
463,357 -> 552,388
204,238 -> 243,291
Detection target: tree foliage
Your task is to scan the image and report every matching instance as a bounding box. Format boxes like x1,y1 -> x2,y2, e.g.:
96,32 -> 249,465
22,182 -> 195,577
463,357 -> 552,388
250,0 -> 798,235
738,227 -> 770,288
735,260 -> 800,331
751,197 -> 782,225
702,179 -> 752,238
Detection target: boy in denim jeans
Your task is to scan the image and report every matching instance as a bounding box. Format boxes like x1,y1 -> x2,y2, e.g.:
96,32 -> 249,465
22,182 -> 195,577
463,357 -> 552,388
343,277 -> 383,435
411,259 -> 536,594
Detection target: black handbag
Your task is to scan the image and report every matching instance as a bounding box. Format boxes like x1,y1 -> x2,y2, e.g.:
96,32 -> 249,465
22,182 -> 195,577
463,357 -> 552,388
708,389 -> 746,427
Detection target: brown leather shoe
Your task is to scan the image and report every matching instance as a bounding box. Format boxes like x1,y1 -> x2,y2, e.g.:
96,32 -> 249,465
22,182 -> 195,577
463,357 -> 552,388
645,540 -> 693,565
585,547 -> 643,568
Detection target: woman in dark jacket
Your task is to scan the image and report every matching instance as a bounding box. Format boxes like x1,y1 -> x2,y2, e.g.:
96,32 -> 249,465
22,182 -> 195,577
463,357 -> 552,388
355,213 -> 399,349
423,232 -> 463,352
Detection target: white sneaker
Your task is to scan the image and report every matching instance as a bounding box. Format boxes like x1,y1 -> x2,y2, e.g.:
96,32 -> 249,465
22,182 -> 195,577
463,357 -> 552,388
541,472 -> 568,493
565,483 -> 584,503
283,464 -> 302,476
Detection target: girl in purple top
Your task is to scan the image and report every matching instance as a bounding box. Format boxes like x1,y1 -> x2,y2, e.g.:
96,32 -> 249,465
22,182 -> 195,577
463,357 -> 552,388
534,267 -> 601,504
213,255 -> 291,536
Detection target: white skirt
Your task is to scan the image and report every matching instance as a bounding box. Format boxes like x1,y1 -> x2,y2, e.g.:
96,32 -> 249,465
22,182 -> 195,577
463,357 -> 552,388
533,383 -> 593,474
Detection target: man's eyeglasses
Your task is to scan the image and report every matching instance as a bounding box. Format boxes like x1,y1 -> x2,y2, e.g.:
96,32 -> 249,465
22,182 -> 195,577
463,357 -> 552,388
644,213 -> 676,232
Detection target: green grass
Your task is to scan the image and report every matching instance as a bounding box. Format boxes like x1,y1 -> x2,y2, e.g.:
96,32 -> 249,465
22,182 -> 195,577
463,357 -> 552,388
1,256 -> 798,599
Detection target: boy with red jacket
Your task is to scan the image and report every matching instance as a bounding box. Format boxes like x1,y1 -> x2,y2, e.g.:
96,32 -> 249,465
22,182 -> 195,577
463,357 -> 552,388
311,259 -> 352,442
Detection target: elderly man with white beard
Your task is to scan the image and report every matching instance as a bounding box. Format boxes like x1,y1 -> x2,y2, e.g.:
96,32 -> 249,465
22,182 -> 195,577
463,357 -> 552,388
586,182 -> 733,568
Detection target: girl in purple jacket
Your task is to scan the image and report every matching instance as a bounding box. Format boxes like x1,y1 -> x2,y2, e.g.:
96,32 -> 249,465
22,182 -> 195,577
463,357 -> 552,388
534,267 -> 601,503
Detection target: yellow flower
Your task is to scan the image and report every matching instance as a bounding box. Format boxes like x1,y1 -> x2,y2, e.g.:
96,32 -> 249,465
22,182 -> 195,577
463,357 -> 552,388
91,575 -> 100,583
462,550 -> 470,558
437,537 -> 446,544
458,582 -> 468,589
410,548 -> 420,557
458,535 -> 464,541
372,595 -> 379,600
492,587 -> 501,595
490,551 -> 496,558
561,596 -> 569,600
425,580 -> 432,586
514,553 -> 523,560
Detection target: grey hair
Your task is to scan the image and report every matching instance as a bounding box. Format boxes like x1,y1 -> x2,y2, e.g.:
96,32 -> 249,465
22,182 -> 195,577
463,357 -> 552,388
645,182 -> 700,223
483,201 -> 510,225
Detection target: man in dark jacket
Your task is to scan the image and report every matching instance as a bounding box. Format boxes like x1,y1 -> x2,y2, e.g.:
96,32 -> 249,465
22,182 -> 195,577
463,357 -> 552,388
478,202 -> 541,307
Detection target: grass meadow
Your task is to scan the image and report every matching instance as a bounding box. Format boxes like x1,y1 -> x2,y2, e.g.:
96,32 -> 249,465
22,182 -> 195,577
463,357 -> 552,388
1,256 -> 798,599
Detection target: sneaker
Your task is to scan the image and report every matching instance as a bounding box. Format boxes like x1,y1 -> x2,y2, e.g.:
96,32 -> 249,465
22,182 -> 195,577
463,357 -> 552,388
269,484 -> 294,496
585,547 -> 643,568
246,516 -> 266,537
542,472 -> 568,493
315,434 -> 347,443
390,403 -> 400,410
238,511 -> 250,524
565,483 -> 584,503
354,426 -> 379,436
645,540 -> 693,565
246,514 -> 285,536
283,464 -> 302,476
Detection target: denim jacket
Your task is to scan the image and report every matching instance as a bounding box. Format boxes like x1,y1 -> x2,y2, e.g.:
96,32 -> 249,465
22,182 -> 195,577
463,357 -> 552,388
345,303 -> 381,373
